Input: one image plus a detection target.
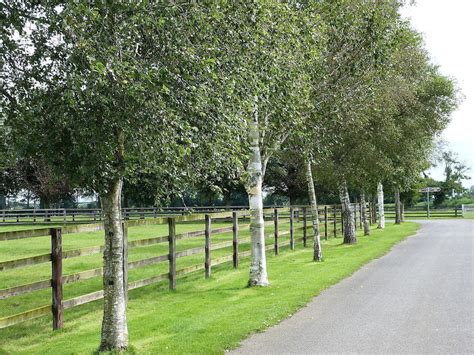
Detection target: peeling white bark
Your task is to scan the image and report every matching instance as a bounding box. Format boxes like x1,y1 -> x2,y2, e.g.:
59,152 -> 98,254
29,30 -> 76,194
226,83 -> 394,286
394,186 -> 401,225
361,190 -> 370,236
377,182 -> 385,229
245,110 -> 269,287
339,179 -> 357,244
100,178 -> 128,351
306,159 -> 322,261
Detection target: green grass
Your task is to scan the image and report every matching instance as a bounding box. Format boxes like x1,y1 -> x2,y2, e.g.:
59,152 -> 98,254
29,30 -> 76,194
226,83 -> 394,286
0,219 -> 297,317
462,211 -> 474,219
0,221 -> 419,354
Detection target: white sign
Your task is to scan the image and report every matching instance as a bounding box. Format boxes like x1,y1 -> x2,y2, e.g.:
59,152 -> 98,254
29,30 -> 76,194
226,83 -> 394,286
419,187 -> 441,193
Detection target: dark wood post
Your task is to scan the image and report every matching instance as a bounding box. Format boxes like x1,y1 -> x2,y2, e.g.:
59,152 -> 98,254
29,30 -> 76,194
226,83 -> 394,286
51,228 -> 63,330
454,207 -> 458,218
290,207 -> 295,250
122,222 -> 128,302
368,203 -> 372,225
168,217 -> 176,290
354,204 -> 358,230
359,203 -> 363,229
372,202 -> 377,224
340,208 -> 344,235
302,207 -> 307,247
232,212 -> 238,269
333,205 -> 337,238
274,208 -> 279,255
324,206 -> 328,240
205,214 -> 211,278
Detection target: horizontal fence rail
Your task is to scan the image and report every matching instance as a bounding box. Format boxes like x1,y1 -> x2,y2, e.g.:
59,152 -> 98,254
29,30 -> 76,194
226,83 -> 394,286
0,204 -> 368,330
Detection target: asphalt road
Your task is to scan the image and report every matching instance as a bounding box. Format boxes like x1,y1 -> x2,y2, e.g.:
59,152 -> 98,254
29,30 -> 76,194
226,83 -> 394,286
231,220 -> 473,354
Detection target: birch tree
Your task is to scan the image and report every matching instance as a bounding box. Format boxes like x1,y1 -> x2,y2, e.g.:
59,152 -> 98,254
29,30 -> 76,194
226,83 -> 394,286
2,2 -> 244,350
308,0 -> 403,244
212,2 -> 315,285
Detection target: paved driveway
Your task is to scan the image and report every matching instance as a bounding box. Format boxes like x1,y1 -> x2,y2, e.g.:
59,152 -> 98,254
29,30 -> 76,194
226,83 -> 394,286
231,220 -> 473,354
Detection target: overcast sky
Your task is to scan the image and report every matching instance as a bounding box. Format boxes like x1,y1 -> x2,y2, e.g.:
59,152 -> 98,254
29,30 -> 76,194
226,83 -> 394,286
400,0 -> 474,187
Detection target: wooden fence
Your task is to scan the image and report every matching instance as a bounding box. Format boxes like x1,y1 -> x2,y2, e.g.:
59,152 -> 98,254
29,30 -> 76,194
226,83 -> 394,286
384,206 -> 462,219
0,206 -> 252,225
0,203 -> 372,330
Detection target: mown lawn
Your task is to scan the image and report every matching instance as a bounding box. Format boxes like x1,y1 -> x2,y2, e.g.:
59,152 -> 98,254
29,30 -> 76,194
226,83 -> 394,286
0,222 -> 419,354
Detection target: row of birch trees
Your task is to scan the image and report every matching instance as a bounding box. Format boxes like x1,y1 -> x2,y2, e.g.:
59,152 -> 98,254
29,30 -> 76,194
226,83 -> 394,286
1,0 -> 457,351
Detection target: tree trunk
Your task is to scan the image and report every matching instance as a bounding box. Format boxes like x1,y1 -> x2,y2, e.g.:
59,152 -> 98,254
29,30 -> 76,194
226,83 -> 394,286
339,179 -> 356,244
361,190 -> 370,236
394,187 -> 401,225
305,159 -> 322,261
377,182 -> 385,229
245,112 -> 269,287
99,178 -> 128,351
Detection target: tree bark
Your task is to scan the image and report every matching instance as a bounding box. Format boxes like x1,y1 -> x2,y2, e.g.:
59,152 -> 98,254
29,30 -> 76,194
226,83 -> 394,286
394,186 -> 401,225
245,111 -> 269,287
305,159 -> 322,261
377,182 -> 385,229
99,178 -> 128,351
339,179 -> 356,244
361,190 -> 370,236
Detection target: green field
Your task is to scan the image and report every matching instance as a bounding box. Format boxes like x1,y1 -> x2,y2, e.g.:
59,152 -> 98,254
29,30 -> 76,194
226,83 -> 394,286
462,211 -> 474,219
0,220 -> 419,354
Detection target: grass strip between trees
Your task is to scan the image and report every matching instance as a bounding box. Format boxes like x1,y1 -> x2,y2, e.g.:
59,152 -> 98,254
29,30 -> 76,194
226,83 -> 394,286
0,222 -> 419,354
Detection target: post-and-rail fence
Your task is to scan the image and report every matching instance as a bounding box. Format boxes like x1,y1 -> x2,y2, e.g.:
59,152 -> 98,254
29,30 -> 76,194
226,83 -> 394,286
0,203 -> 375,331
0,206 -> 252,225
0,203 -> 463,225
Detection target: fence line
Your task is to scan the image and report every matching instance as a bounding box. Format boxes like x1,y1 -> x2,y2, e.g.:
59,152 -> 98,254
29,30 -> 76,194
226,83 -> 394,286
0,204 -> 367,330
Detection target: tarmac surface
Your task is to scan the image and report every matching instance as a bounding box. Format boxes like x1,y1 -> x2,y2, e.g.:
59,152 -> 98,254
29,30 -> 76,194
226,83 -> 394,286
231,219 -> 473,354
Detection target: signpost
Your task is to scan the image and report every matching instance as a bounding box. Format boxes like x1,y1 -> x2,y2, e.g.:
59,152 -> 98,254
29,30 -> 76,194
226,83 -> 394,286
419,187 -> 441,218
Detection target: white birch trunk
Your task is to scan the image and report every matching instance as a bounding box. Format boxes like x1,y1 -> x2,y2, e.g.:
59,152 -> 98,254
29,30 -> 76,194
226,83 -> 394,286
245,110 -> 269,287
100,178 -> 128,351
339,179 -> 357,244
394,186 -> 401,225
377,182 -> 385,229
361,190 -> 370,236
305,159 -> 322,261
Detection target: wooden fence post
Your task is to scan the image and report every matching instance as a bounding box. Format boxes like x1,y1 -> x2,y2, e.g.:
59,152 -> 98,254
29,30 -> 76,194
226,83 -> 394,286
122,222 -> 128,302
340,208 -> 344,235
359,203 -> 363,229
290,207 -> 295,250
324,206 -> 328,240
354,204 -> 357,230
51,228 -> 63,330
274,208 -> 279,255
372,202 -> 377,224
368,203 -> 372,225
168,217 -> 176,290
333,205 -> 337,238
205,215 -> 211,278
303,207 -> 307,247
454,207 -> 458,218
232,212 -> 238,269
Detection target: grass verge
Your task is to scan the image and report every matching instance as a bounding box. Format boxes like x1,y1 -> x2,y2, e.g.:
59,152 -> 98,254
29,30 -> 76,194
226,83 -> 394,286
0,222 -> 419,354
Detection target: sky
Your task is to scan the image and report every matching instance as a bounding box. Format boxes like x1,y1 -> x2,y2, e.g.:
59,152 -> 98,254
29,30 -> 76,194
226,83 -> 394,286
400,0 -> 474,187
